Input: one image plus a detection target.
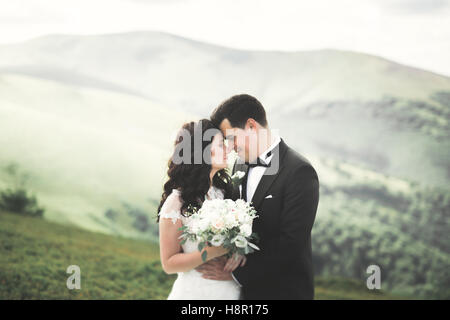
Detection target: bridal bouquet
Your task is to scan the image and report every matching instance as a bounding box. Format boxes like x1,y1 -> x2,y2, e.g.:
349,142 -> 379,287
179,198 -> 260,262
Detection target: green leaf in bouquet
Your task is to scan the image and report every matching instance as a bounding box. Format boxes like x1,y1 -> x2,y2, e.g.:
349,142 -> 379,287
201,250 -> 208,262
248,242 -> 260,250
251,232 -> 260,242
230,228 -> 239,236
198,241 -> 206,252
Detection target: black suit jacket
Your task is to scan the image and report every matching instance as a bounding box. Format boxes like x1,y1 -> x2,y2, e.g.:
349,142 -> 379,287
231,138 -> 319,300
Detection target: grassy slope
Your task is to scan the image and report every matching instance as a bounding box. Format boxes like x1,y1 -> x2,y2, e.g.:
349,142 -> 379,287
0,210 -> 404,300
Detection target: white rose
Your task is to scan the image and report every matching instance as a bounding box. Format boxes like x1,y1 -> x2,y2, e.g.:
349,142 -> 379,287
232,171 -> 245,180
239,223 -> 252,237
198,218 -> 210,232
236,211 -> 251,224
224,213 -> 238,228
212,217 -> 225,231
232,235 -> 248,248
211,234 -> 225,246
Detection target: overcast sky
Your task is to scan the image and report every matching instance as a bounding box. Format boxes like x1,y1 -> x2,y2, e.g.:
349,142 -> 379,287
1,0 -> 449,76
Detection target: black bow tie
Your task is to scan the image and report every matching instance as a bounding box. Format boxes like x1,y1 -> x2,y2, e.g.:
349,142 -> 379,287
245,157 -> 270,168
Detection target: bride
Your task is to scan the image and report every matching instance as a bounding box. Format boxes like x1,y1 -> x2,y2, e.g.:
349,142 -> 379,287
157,119 -> 245,300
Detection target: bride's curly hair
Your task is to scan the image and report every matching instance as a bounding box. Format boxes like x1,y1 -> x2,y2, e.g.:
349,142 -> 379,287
157,119 -> 233,222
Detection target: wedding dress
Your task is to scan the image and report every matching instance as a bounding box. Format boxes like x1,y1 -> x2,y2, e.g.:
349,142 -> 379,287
158,186 -> 242,300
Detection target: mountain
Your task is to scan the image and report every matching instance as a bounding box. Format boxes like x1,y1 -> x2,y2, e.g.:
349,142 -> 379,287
0,31 -> 448,111
309,154 -> 449,298
0,31 -> 448,186
0,71 -> 193,239
0,31 -> 448,298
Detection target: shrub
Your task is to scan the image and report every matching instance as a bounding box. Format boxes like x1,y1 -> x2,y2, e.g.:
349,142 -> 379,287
0,187 -> 44,217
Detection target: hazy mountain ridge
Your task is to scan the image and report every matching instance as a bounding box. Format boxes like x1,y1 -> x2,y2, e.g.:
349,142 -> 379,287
1,31 -> 449,186
1,31 -> 449,298
274,91 -> 450,186
0,72 -> 192,239
1,31 -> 449,110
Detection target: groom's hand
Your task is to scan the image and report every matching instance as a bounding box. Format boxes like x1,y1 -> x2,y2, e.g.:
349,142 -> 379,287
195,256 -> 233,281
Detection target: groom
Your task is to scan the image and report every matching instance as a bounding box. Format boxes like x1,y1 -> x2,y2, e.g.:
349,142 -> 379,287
195,94 -> 320,300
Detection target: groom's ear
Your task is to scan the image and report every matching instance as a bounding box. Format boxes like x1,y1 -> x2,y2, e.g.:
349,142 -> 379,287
245,118 -> 258,130
243,119 -> 267,135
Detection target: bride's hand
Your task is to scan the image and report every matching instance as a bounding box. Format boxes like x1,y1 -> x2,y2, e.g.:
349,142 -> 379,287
206,245 -> 230,260
223,253 -> 246,272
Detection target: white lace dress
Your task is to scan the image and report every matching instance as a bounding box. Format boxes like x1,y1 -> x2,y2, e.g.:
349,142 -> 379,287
158,186 -> 242,300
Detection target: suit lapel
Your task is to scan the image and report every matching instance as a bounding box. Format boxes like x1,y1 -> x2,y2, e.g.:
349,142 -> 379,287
250,139 -> 288,210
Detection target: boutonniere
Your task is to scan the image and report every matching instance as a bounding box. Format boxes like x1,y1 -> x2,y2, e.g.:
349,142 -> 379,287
231,170 -> 245,187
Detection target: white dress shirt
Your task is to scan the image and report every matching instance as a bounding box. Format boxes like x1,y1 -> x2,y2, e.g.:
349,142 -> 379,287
246,134 -> 281,202
232,132 -> 281,288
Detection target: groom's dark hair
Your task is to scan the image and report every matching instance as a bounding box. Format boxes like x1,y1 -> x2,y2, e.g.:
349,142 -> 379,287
211,94 -> 268,129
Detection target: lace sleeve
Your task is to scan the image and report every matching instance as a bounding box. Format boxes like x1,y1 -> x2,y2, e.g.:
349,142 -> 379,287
158,190 -> 183,224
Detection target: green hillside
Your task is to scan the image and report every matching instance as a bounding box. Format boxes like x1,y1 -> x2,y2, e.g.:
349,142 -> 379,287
1,31 -> 449,186
310,155 -> 450,299
1,32 -> 447,300
0,72 -> 194,240
0,210 -> 403,300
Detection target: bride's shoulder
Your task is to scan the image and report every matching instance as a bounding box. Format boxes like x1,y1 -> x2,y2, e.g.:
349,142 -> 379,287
162,188 -> 180,198
171,188 -> 186,202
159,189 -> 184,221
164,189 -> 183,206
